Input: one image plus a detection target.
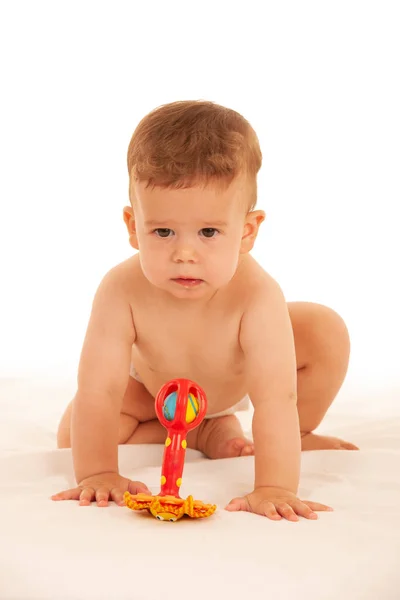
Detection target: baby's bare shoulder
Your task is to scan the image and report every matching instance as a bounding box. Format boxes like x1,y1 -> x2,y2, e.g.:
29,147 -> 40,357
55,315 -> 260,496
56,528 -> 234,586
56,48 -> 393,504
236,256 -> 280,306
102,254 -> 143,294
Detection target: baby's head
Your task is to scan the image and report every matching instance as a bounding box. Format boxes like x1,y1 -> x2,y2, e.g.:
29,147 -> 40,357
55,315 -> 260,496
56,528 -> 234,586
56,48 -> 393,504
123,100 -> 265,299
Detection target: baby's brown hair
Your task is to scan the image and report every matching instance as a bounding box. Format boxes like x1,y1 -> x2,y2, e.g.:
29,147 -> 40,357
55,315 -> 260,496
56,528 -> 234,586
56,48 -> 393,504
127,100 -> 262,211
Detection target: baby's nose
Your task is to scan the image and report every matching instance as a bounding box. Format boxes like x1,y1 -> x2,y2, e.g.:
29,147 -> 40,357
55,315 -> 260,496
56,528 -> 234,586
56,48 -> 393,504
172,245 -> 198,263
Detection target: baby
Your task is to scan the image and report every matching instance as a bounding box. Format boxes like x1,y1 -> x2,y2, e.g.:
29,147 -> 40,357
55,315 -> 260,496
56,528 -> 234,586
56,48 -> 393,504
53,100 -> 358,521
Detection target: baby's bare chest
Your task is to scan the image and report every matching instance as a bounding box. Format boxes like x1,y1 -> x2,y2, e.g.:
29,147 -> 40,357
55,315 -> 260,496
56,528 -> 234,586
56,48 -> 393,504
131,304 -> 245,389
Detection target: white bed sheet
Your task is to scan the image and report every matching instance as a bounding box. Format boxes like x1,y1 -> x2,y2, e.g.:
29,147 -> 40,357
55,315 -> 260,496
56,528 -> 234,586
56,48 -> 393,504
0,377 -> 399,600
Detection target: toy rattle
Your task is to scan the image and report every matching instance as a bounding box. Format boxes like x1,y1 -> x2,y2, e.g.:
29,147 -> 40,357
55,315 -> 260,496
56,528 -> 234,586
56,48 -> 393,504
124,378 -> 216,521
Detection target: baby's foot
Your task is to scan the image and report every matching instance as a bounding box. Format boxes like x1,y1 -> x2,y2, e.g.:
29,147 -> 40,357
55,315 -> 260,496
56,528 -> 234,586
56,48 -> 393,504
215,437 -> 255,459
195,415 -> 254,459
301,432 -> 359,451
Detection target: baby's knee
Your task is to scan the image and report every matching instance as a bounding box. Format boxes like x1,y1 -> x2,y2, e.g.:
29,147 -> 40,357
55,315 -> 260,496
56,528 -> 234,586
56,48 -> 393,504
315,305 -> 349,343
56,402 -> 72,448
57,424 -> 71,449
318,305 -> 350,364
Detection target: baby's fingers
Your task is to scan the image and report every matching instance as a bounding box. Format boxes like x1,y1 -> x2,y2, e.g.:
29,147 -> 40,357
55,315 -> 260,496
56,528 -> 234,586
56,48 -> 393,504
110,487 -> 125,506
276,503 -> 299,521
95,487 -> 111,507
292,501 -> 318,520
79,487 -> 96,506
260,502 -> 282,520
128,480 -> 152,495
51,487 -> 82,502
303,501 -> 334,513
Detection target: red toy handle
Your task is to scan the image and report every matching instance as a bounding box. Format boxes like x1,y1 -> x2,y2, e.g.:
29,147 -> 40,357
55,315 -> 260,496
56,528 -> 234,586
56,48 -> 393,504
155,378 -> 207,498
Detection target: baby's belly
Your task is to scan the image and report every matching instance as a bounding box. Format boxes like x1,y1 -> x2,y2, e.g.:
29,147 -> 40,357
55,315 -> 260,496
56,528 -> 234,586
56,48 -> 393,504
131,357 -> 249,416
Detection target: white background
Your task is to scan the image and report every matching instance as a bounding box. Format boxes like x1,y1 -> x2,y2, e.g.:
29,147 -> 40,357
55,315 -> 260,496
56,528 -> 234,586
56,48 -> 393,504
0,1 -> 399,395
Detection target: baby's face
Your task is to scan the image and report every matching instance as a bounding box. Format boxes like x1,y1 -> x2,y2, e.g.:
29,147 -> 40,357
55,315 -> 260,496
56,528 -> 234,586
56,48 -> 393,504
130,178 -> 256,299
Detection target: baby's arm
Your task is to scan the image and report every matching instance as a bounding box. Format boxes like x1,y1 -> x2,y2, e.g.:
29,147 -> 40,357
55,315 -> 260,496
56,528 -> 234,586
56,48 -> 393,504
72,268 -> 135,483
229,278 -> 332,520
240,279 -> 300,492
52,268 -> 150,506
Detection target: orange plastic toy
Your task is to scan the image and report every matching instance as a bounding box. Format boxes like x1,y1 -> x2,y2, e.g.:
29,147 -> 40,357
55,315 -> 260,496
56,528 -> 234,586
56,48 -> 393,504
124,378 -> 216,521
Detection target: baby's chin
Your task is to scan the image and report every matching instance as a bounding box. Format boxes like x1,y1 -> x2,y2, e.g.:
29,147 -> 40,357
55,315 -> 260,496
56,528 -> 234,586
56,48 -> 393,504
148,277 -> 222,302
166,278 -> 209,298
140,268 -> 233,299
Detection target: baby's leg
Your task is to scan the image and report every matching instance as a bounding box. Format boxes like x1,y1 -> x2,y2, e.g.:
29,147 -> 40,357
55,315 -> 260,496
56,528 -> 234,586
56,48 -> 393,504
127,413 -> 254,458
127,416 -> 253,458
125,390 -> 254,458
192,414 -> 254,459
56,376 -> 163,448
123,379 -> 254,458
58,376 -> 253,458
289,302 -> 359,450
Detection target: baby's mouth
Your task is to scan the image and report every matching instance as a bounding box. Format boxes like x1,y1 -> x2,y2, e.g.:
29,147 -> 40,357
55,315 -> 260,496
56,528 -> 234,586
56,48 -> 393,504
172,278 -> 203,287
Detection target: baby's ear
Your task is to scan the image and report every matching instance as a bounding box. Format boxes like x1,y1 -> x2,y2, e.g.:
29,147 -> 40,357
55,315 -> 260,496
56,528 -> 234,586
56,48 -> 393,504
123,206 -> 139,250
240,210 -> 266,253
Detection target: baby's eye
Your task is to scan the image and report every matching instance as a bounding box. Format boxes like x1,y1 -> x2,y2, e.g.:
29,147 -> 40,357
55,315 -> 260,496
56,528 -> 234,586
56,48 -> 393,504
154,228 -> 173,238
200,228 -> 219,238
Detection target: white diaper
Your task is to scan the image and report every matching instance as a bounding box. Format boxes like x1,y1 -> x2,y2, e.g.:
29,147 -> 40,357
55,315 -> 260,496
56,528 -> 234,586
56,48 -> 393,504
129,364 -> 143,383
129,364 -> 250,418
204,395 -> 250,419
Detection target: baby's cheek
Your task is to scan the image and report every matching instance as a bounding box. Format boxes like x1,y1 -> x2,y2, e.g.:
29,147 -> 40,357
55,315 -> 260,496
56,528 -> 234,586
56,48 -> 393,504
138,252 -> 163,283
209,256 -> 238,285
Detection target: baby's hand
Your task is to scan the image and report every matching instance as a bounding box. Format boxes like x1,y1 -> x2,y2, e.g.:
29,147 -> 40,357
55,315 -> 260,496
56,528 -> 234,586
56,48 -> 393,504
51,472 -> 151,507
225,486 -> 333,521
